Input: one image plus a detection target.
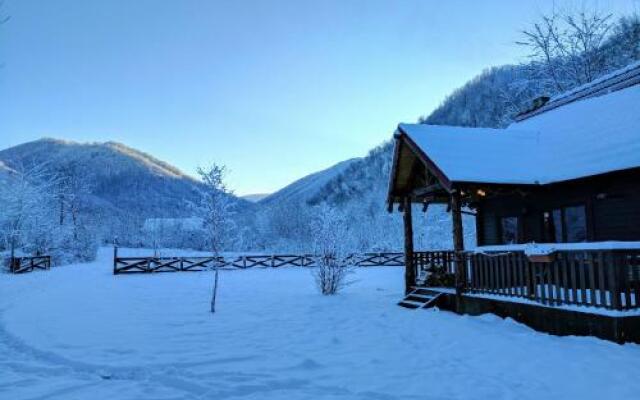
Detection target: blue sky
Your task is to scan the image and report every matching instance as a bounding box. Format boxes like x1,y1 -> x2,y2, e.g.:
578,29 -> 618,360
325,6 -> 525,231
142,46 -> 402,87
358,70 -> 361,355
1,0 -> 638,195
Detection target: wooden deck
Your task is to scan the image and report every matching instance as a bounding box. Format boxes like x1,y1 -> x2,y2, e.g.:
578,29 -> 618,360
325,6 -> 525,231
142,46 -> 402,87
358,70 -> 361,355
415,285 -> 640,344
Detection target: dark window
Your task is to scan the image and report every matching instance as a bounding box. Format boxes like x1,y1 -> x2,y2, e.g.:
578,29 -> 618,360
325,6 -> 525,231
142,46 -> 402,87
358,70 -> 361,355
544,205 -> 587,243
500,216 -> 519,244
565,205 -> 587,242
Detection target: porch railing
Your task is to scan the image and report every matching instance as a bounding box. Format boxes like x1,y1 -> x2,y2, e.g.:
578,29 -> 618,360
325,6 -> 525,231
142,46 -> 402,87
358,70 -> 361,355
413,249 -> 640,311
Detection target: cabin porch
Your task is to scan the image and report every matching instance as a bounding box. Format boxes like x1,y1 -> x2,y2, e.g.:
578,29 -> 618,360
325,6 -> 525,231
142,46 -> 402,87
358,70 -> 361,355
412,248 -> 640,310
405,248 -> 640,343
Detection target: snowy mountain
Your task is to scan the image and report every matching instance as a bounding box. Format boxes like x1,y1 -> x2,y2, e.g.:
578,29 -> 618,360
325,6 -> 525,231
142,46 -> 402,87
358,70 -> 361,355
242,193 -> 270,203
260,158 -> 359,207
0,138 -> 248,244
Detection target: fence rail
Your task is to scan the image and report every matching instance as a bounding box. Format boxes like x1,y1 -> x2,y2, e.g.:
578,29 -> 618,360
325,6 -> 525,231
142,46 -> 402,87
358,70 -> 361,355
8,256 -> 51,274
113,251 -> 404,274
412,249 -> 640,311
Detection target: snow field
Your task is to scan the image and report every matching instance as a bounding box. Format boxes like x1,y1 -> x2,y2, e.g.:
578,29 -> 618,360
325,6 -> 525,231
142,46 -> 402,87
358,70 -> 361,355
1,248 -> 639,399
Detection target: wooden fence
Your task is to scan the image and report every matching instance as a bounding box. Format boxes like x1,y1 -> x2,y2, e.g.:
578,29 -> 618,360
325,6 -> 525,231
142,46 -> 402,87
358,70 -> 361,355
8,256 -> 51,274
413,249 -> 640,310
113,251 -> 405,274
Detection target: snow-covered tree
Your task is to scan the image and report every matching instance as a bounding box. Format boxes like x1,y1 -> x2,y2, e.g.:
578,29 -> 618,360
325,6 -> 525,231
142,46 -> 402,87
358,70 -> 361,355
0,163 -> 56,256
196,163 -> 234,255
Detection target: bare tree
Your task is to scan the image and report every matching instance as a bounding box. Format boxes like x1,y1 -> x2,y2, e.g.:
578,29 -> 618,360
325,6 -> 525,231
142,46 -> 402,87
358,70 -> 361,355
518,9 -> 613,93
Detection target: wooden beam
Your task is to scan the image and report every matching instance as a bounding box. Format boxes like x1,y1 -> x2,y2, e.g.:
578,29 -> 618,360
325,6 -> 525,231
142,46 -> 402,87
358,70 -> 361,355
403,197 -> 415,295
411,183 -> 443,197
396,128 -> 453,191
451,190 -> 465,294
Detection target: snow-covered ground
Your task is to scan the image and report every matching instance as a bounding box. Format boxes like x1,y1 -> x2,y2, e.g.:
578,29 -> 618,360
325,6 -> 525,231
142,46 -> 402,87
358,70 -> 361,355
1,248 -> 639,400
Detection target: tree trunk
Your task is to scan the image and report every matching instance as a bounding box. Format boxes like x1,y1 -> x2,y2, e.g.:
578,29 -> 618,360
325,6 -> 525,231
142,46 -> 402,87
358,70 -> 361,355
211,268 -> 219,313
403,197 -> 414,295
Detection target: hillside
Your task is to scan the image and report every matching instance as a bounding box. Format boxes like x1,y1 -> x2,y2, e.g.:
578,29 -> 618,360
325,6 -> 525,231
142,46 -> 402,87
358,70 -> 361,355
260,158 -> 359,207
0,138 -> 248,245
259,14 -> 640,252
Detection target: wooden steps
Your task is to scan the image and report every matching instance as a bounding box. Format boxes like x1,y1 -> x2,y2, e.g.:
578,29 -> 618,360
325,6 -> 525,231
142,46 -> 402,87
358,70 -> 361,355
398,288 -> 443,309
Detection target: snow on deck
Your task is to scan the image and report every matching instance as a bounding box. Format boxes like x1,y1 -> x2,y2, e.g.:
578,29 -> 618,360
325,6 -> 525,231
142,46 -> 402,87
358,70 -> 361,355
1,248 -> 640,399
399,80 -> 640,185
474,241 -> 640,255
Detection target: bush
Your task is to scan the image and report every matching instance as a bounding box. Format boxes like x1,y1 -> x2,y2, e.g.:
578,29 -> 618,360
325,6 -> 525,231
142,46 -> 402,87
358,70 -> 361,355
314,254 -> 353,295
311,204 -> 354,295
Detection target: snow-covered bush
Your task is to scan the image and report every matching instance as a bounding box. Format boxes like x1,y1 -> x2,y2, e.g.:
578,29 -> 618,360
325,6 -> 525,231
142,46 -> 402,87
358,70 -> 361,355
311,204 -> 354,295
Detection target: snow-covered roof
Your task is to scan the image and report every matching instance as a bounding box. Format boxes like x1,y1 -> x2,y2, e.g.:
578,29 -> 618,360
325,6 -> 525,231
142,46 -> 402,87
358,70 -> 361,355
398,72 -> 640,186
516,60 -> 640,121
398,124 -> 541,185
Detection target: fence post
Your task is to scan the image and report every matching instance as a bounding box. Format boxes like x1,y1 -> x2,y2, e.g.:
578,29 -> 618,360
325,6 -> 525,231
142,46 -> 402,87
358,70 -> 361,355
9,239 -> 15,274
113,238 -> 119,275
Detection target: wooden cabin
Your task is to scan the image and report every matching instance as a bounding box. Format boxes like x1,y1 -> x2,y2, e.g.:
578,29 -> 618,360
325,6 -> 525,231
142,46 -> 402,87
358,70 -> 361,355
387,62 -> 640,343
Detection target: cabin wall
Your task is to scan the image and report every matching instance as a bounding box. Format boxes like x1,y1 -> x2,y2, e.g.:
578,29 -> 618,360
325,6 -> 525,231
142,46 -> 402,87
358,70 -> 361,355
477,169 -> 640,245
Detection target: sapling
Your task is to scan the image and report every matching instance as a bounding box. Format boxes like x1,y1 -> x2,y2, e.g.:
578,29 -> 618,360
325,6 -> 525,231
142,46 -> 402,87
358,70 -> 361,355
196,163 -> 233,313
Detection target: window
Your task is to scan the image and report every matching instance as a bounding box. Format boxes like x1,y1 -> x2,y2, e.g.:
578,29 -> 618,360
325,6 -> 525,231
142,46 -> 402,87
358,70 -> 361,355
500,216 -> 519,244
544,205 -> 587,243
565,205 -> 587,242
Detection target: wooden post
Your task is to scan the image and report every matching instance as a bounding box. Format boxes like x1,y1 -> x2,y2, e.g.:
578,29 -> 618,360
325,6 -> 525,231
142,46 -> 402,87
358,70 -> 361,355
451,190 -> 465,294
475,204 -> 485,246
113,238 -> 119,275
403,197 -> 415,295
10,238 -> 15,273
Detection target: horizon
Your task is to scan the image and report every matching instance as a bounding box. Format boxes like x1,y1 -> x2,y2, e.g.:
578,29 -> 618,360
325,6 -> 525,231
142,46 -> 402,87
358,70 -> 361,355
1,0 -> 638,195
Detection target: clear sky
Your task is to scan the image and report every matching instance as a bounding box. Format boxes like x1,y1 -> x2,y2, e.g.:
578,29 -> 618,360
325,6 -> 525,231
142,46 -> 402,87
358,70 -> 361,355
1,0 -> 638,195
